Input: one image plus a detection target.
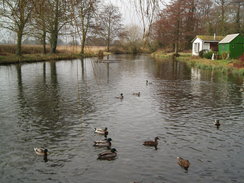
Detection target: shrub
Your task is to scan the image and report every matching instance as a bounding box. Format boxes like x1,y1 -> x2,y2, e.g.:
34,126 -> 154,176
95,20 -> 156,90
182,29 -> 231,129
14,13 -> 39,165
221,52 -> 229,59
97,50 -> 104,59
203,50 -> 214,59
199,49 -> 208,58
233,54 -> 244,68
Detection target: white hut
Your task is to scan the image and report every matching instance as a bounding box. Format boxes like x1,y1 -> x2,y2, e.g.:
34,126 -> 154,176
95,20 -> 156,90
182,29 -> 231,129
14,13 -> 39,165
192,35 -> 224,56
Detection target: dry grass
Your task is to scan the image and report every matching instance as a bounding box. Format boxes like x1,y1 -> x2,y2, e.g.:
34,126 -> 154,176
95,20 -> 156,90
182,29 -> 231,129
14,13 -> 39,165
0,45 -> 107,65
0,44 -> 49,55
57,45 -> 106,54
0,44 -> 107,55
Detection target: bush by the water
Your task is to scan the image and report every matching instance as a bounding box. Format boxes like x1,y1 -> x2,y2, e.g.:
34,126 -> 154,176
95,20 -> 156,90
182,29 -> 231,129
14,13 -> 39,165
221,52 -> 229,59
233,54 -> 244,68
203,50 -> 214,59
199,49 -> 208,58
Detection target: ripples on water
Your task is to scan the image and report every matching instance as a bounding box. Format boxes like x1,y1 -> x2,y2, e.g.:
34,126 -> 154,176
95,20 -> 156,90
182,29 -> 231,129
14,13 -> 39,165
0,55 -> 243,183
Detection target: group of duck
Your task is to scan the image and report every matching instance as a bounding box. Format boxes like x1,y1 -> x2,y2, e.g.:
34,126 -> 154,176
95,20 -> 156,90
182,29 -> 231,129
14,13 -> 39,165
114,80 -> 152,100
33,80 -> 222,171
93,127 -> 117,160
92,127 -> 191,170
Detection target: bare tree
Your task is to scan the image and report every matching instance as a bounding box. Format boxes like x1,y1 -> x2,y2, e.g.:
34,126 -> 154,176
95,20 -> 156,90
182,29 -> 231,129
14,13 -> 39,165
214,0 -> 230,35
132,0 -> 163,41
70,0 -> 99,55
230,0 -> 244,33
0,0 -> 33,56
31,0 -> 49,54
46,0 -> 70,53
119,24 -> 143,53
96,4 -> 122,52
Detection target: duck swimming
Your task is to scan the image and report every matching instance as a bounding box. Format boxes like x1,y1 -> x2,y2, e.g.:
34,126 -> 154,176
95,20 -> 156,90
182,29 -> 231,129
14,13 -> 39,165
143,137 -> 159,150
94,127 -> 108,136
115,93 -> 124,99
214,120 -> 220,128
146,80 -> 152,85
132,92 -> 140,97
34,148 -> 48,156
97,148 -> 117,160
177,157 -> 190,170
94,138 -> 112,147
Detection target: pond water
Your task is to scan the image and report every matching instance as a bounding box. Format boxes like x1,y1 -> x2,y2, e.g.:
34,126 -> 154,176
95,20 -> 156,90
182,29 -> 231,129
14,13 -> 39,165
0,55 -> 243,183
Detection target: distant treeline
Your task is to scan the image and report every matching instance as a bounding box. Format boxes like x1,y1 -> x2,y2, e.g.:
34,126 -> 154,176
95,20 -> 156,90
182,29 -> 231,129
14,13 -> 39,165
0,0 -> 243,57
151,0 -> 244,53
0,0 -> 122,56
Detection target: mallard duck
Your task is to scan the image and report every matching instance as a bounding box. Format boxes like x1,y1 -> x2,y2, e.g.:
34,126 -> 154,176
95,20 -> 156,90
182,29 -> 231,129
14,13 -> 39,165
95,127 -> 108,134
177,157 -> 190,170
143,137 -> 159,150
146,80 -> 152,85
95,127 -> 108,138
94,138 -> 112,147
132,92 -> 140,96
97,148 -> 117,160
214,120 -> 220,128
34,148 -> 48,156
115,93 -> 123,99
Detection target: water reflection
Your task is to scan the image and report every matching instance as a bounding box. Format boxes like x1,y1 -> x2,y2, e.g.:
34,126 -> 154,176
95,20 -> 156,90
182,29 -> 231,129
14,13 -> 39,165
153,59 -> 191,80
0,55 -> 243,183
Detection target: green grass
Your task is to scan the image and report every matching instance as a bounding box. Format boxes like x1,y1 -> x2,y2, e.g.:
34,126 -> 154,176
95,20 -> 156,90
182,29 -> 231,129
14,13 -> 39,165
151,51 -> 244,77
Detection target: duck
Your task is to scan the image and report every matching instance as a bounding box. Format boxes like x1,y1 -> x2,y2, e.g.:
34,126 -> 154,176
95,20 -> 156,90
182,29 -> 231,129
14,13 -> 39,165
214,119 -> 220,128
34,148 -> 48,156
132,92 -> 140,96
146,80 -> 152,85
115,93 -> 124,99
94,127 -> 108,135
94,138 -> 112,147
177,157 -> 190,170
143,137 -> 159,150
97,148 -> 117,160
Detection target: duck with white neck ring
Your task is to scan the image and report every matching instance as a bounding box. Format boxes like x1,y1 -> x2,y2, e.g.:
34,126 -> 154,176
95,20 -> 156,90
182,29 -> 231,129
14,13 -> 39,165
115,93 -> 123,99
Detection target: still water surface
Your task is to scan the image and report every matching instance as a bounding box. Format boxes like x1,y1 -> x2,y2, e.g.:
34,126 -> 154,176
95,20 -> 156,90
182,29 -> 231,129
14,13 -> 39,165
0,55 -> 244,183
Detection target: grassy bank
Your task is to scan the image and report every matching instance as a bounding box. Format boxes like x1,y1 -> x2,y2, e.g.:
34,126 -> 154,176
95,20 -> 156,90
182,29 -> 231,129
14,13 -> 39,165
0,45 -> 106,65
152,50 -> 244,76
0,53 -> 83,65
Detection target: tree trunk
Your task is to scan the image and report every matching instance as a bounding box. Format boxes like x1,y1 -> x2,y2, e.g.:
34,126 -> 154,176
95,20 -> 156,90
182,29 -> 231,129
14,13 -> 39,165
107,21 -> 111,52
80,14 -> 87,55
235,2 -> 240,33
42,31 -> 47,54
50,32 -> 58,53
107,36 -> 110,52
174,1 -> 181,55
220,1 -> 225,35
81,33 -> 86,55
16,29 -> 23,56
50,0 -> 59,54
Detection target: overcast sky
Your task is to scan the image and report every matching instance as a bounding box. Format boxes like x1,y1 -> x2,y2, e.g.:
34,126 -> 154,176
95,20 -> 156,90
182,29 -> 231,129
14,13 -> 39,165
106,0 -> 141,25
107,0 -> 169,26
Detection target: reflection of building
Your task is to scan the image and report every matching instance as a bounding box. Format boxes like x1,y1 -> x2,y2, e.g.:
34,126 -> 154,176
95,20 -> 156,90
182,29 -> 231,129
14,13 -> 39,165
191,67 -> 201,81
218,33 -> 244,59
192,35 -> 224,56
